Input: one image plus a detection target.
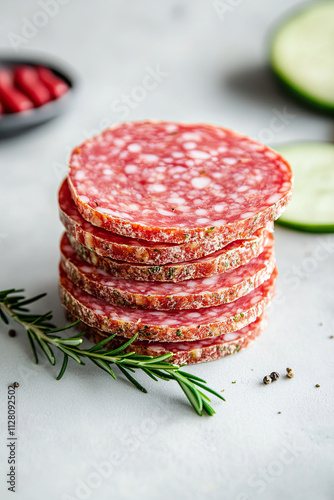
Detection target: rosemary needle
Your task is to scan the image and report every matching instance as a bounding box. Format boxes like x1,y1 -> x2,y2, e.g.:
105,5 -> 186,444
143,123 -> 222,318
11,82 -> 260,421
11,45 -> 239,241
0,288 -> 225,416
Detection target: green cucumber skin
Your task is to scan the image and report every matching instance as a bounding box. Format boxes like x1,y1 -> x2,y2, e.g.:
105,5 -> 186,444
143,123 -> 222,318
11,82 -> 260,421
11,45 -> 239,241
270,67 -> 334,115
273,141 -> 334,233
269,2 -> 334,113
275,220 -> 334,234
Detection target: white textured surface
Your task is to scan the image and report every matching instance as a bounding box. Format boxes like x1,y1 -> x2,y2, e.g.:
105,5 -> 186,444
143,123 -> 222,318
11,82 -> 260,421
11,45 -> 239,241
0,1 -> 334,499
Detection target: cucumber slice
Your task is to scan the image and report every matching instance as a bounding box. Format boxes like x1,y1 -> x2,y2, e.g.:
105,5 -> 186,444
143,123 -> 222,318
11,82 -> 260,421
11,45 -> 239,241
271,2 -> 334,112
274,142 -> 334,232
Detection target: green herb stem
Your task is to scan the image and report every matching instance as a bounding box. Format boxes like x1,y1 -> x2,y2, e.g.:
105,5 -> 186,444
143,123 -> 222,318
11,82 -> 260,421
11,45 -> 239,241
0,288 -> 224,416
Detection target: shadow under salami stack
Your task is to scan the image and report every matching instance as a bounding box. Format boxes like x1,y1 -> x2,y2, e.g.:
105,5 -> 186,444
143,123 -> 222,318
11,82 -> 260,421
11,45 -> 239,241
58,120 -> 293,365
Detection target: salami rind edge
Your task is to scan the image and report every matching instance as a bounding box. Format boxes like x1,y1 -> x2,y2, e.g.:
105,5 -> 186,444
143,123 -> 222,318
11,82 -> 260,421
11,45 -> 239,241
59,264 -> 277,342
60,179 -> 270,264
74,313 -> 267,365
67,228 -> 269,283
68,121 -> 293,244
61,232 -> 275,310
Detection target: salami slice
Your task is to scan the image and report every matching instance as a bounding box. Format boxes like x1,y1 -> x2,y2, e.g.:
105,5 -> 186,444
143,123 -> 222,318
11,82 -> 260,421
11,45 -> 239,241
67,227 -> 269,283
75,314 -> 266,365
59,178 -> 267,264
61,232 -> 275,310
68,121 -> 293,244
59,265 -> 277,342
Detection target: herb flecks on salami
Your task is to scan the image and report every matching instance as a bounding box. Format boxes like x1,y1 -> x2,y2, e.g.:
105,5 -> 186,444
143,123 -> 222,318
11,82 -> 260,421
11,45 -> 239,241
59,179 -> 267,265
77,314 -> 267,365
68,121 -> 293,244
59,265 -> 277,342
60,232 -> 275,310
57,120 -> 293,368
66,227 -> 269,283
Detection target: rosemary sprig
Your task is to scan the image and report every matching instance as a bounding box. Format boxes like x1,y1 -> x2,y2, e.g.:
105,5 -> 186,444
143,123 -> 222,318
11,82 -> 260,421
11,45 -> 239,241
0,288 -> 225,416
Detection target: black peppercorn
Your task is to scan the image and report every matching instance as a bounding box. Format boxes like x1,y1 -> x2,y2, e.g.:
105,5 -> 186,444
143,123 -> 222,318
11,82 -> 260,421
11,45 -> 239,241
270,372 -> 280,381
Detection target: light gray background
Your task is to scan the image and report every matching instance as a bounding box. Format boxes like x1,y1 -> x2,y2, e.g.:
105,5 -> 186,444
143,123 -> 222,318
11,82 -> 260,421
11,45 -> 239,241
0,1 -> 333,499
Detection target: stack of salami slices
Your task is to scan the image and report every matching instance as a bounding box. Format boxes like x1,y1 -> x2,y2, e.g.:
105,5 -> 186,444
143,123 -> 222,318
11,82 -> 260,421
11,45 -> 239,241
58,121 -> 293,365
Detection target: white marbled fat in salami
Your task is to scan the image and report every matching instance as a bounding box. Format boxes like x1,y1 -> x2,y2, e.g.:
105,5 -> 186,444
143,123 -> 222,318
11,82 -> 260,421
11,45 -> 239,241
59,178 -> 267,265
59,264 -> 277,342
77,314 -> 267,365
60,232 -> 275,310
67,226 -> 269,282
68,121 -> 293,243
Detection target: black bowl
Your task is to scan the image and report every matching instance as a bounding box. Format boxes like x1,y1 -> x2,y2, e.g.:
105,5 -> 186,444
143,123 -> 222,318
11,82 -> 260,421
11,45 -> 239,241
0,53 -> 77,137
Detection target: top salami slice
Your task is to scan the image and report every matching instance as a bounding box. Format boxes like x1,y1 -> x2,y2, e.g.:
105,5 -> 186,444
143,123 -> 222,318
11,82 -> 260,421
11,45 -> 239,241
68,120 -> 293,244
